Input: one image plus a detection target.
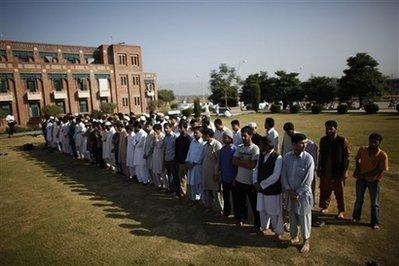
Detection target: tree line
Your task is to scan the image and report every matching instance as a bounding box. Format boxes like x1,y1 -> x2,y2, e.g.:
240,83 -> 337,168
209,53 -> 388,111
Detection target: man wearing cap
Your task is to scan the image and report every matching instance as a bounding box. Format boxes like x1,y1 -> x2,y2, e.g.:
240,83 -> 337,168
282,133 -> 314,253
6,114 -> 16,138
219,130 -> 238,218
248,122 -> 262,147
133,121 -> 150,184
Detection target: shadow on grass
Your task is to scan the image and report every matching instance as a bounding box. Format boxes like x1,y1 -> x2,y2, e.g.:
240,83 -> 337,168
18,144 -> 288,249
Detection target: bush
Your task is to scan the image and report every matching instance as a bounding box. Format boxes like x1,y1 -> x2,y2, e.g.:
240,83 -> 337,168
337,104 -> 348,114
311,104 -> 323,114
181,108 -> 193,117
270,104 -> 281,113
170,103 -> 178,109
41,105 -> 63,117
289,104 -> 301,114
100,102 -> 116,114
396,104 -> 399,113
364,103 -> 379,114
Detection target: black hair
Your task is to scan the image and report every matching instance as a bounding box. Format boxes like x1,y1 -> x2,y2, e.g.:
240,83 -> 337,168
153,124 -> 162,131
369,132 -> 383,142
231,119 -> 240,126
260,136 -> 274,150
163,122 -> 171,128
283,122 -> 294,131
192,126 -> 204,133
292,133 -> 307,143
204,128 -> 215,137
132,121 -> 141,129
265,117 -> 275,127
179,121 -> 188,129
214,118 -> 223,126
325,120 -> 338,129
241,126 -> 254,135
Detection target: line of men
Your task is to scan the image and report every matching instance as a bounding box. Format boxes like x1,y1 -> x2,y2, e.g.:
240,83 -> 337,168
42,112 -> 389,253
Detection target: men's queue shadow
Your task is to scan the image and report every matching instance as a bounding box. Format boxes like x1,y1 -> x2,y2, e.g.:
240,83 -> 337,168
18,144 -> 287,249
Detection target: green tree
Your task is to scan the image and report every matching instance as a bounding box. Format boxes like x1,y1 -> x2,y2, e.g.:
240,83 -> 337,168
209,64 -> 240,107
338,53 -> 386,106
265,71 -> 303,109
240,72 -> 266,112
157,89 -> 175,104
193,98 -> 202,117
100,102 -> 117,114
41,105 -> 63,117
302,76 -> 337,104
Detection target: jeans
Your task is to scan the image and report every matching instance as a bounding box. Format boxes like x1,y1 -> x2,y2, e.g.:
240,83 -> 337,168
352,178 -> 380,226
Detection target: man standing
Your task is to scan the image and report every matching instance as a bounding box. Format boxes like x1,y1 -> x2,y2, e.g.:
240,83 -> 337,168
248,122 -> 262,147
185,126 -> 205,202
281,122 -> 295,156
253,137 -> 284,240
143,122 -> 155,184
6,114 -> 16,138
219,131 -> 238,218
231,119 -> 242,147
265,117 -> 279,153
202,128 -> 223,212
175,121 -> 192,198
352,133 -> 389,230
126,125 -> 136,181
214,118 -> 232,143
318,120 -> 350,219
163,122 -> 178,195
232,126 -> 260,231
282,133 -> 314,253
133,121 -> 150,185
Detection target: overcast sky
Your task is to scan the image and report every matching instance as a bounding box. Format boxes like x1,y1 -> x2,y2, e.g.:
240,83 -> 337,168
1,1 -> 398,95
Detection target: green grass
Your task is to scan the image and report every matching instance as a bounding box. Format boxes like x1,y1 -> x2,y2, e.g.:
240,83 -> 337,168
0,113 -> 398,265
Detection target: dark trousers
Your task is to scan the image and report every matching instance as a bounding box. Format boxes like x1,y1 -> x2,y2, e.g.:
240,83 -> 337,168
352,179 -> 380,226
165,160 -> 178,193
319,180 -> 345,213
69,138 -> 77,157
232,180 -> 260,229
222,181 -> 233,217
94,147 -> 105,168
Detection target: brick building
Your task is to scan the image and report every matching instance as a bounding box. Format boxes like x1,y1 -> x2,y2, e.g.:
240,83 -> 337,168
0,40 -> 158,126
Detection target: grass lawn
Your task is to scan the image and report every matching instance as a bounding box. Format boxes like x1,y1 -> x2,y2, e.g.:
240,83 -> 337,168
0,113 -> 398,265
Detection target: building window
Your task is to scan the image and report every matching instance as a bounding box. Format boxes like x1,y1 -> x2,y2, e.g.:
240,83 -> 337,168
40,52 -> 57,63
76,79 -> 87,91
53,79 -> 63,91
122,97 -> 129,107
79,99 -> 88,113
131,54 -> 139,66
26,79 -> 37,92
84,54 -> 96,64
120,75 -> 128,86
28,102 -> 40,117
132,75 -> 140,86
55,100 -> 66,113
0,102 -> 12,115
100,98 -> 108,104
64,53 -> 80,64
134,97 -> 140,106
118,54 -> 127,65
0,50 -> 7,62
0,78 -> 8,93
13,50 -> 34,62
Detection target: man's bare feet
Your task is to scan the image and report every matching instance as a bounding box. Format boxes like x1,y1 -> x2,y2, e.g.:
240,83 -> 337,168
290,236 -> 300,244
337,212 -> 345,219
300,239 -> 310,253
320,208 -> 329,214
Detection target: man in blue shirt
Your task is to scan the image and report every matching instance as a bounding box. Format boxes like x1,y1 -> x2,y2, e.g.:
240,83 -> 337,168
219,130 -> 238,218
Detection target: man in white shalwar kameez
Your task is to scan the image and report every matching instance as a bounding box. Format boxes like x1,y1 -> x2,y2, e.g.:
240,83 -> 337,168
45,117 -> 54,147
281,133 -> 314,253
126,125 -> 136,180
253,137 -> 284,239
133,122 -> 150,184
185,126 -> 205,202
103,122 -> 116,169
